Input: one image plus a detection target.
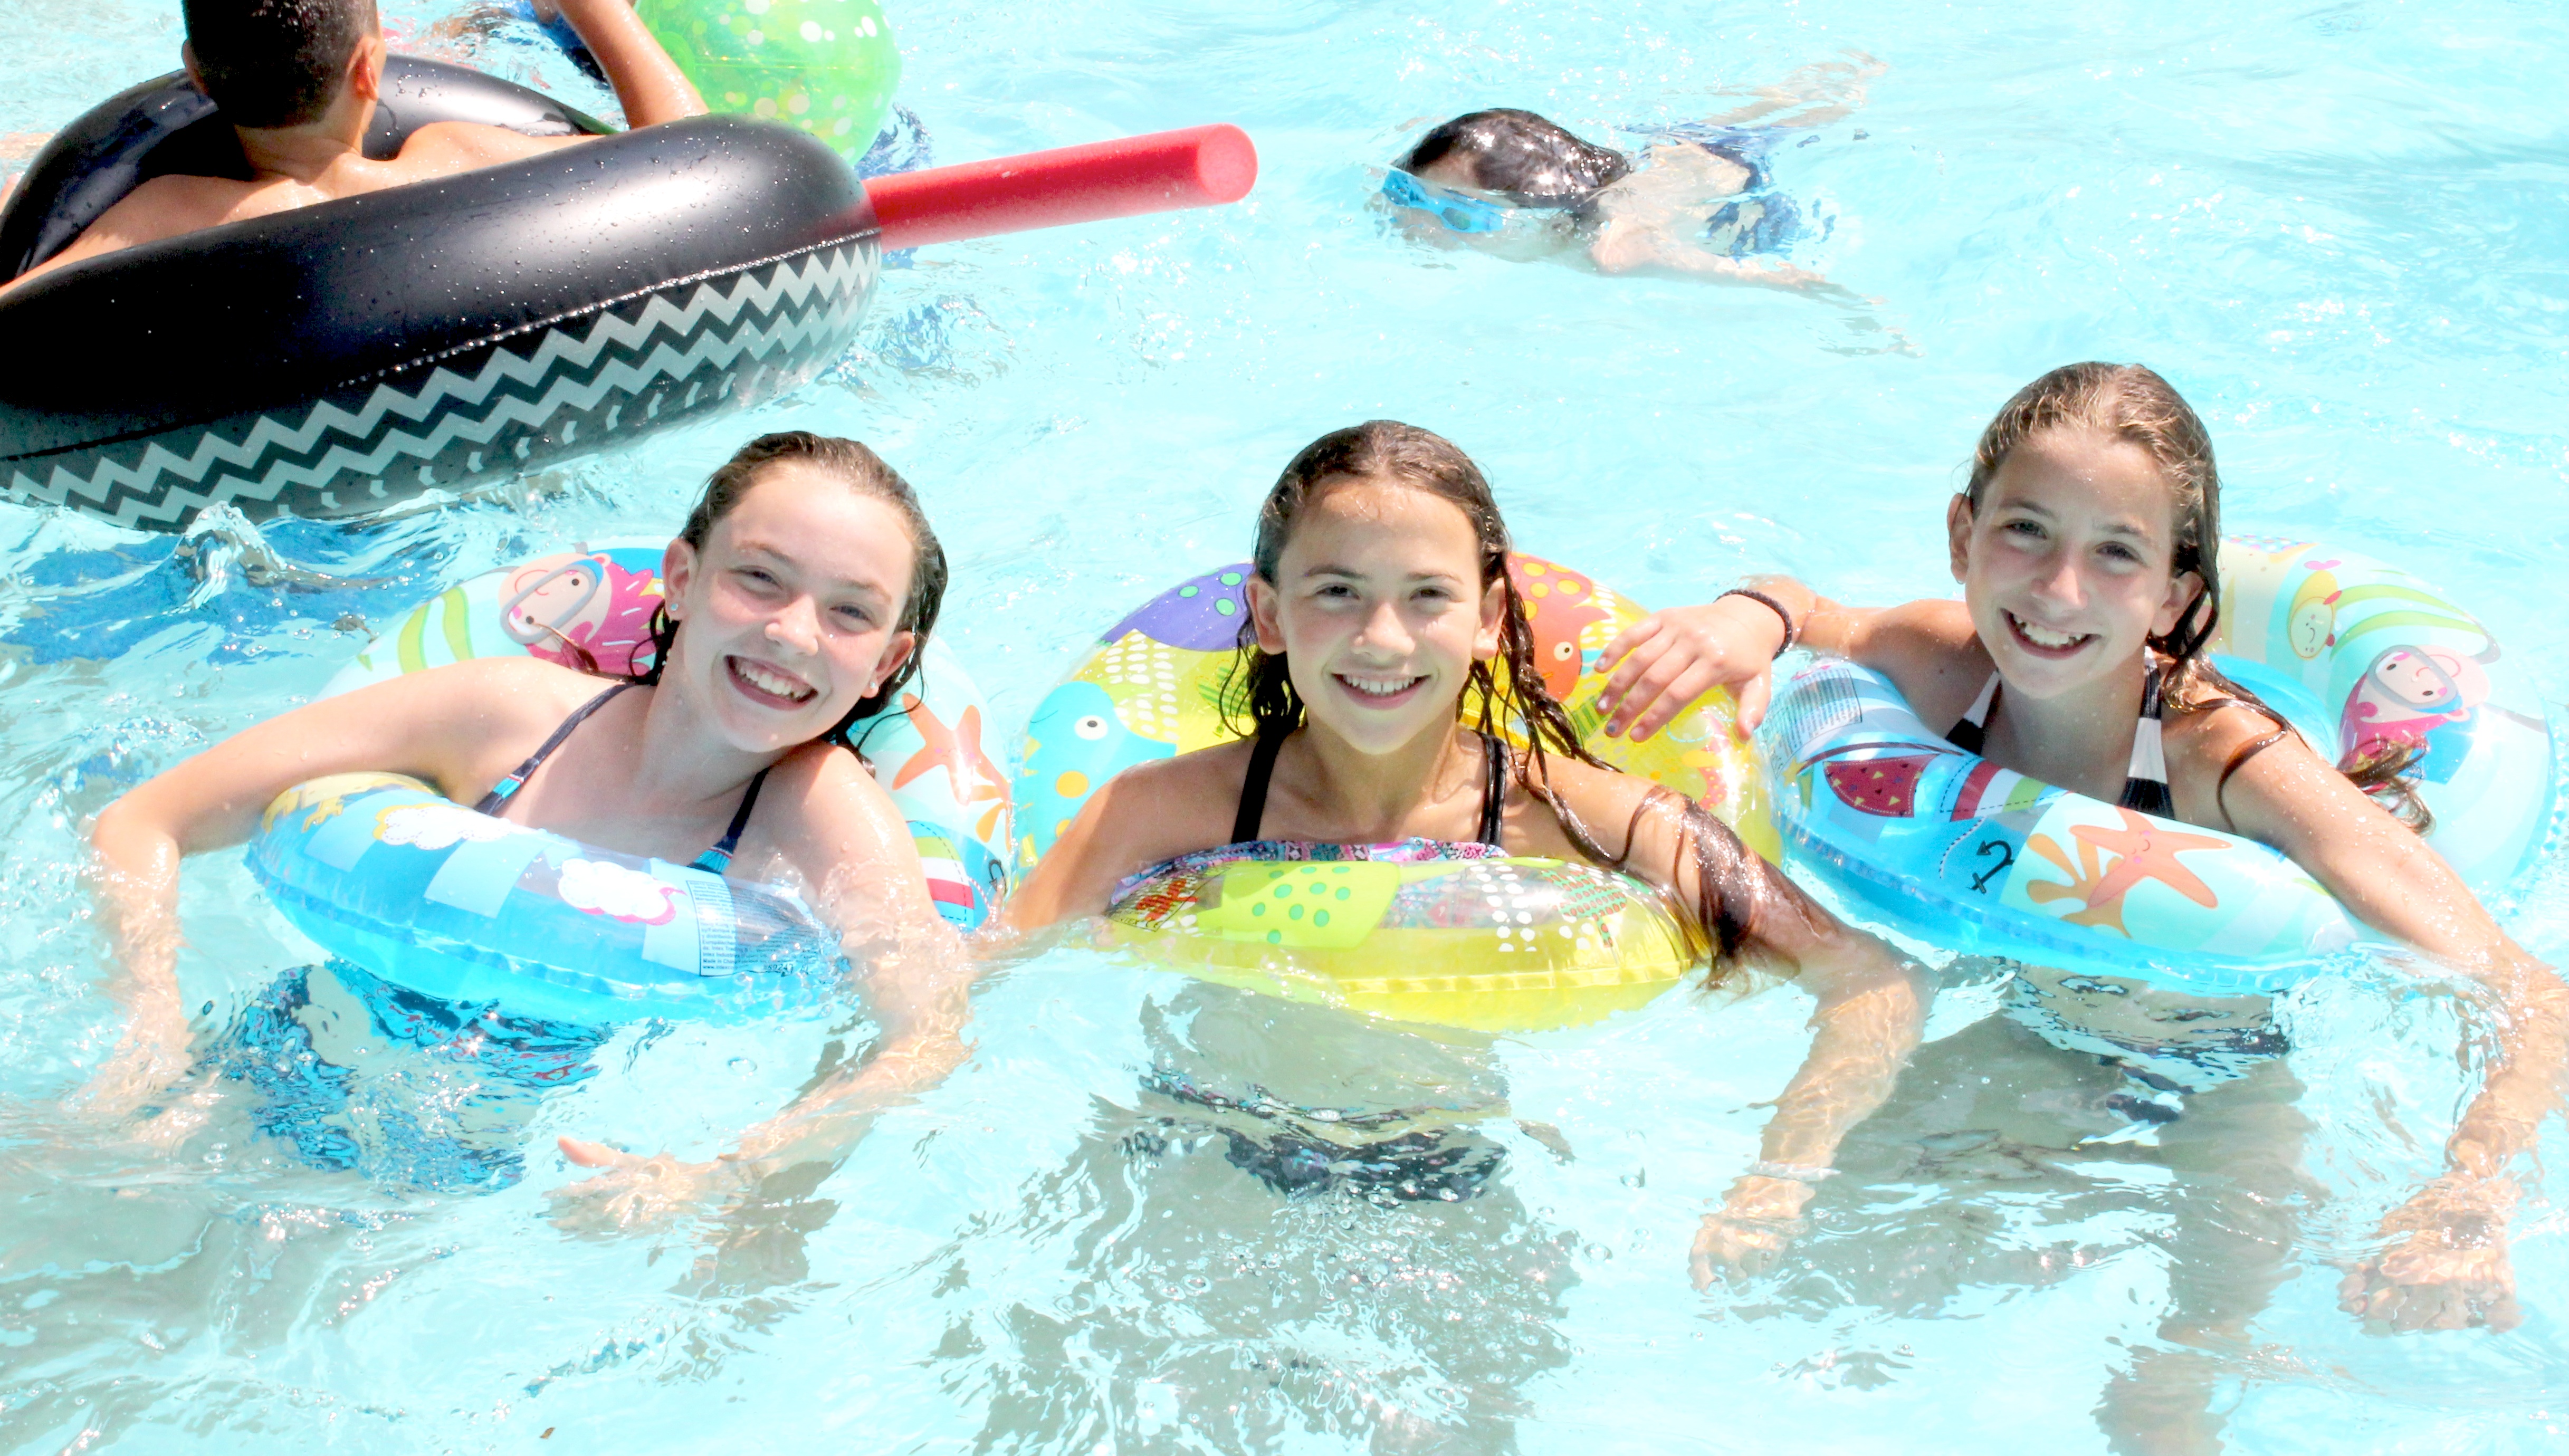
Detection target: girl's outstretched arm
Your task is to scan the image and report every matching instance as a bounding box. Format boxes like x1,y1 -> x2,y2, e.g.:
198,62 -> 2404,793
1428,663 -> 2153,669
1691,53 -> 1888,131
81,659 -> 570,1117
1590,576 -> 1973,741
2204,720 -> 2569,1331
1673,810 -> 1926,1288
1540,767 -> 1926,1287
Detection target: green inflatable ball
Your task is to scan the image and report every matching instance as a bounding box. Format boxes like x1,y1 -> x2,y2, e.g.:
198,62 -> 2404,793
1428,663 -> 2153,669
635,0 -> 901,164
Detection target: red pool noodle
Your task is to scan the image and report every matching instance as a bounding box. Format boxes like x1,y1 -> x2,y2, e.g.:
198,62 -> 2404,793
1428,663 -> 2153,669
862,124 -> 1257,251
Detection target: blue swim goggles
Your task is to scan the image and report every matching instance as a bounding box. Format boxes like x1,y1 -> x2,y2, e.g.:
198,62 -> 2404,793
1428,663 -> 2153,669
1380,169 -> 1508,234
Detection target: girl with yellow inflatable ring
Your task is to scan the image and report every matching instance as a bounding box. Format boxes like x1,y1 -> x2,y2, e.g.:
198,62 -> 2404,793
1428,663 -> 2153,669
82,433 -> 971,1223
1004,419 -> 1927,1286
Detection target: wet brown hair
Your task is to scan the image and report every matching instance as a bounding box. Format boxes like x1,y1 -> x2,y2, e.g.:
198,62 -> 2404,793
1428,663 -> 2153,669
1397,109 -> 1632,208
631,431 -> 947,747
1963,363 -> 2426,829
1224,420 -> 1775,978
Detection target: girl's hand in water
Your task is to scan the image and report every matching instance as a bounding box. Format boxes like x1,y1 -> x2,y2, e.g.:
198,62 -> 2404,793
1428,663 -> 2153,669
548,1137 -> 755,1233
1594,593 -> 1791,741
2338,1176 -> 2523,1332
1690,1172 -> 1816,1287
68,992 -> 194,1123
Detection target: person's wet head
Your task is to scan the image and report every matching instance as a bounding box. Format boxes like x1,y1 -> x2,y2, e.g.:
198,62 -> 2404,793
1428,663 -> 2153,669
1398,109 -> 1630,205
1231,420 -> 1594,773
180,0 -> 385,133
1382,110 -> 1629,249
646,432 -> 948,755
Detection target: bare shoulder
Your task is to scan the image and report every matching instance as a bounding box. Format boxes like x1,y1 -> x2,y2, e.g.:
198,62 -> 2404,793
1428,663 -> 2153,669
424,653 -> 619,704
1073,741 -> 1251,864
770,738 -> 904,821
1005,740 -> 1249,928
1507,753 -> 1660,859
1854,599 -> 1987,726
79,174 -> 257,250
1861,598 -> 1979,656
327,657 -> 624,739
2164,693 -> 2294,761
395,120 -> 574,176
1097,741 -> 1253,838
1635,142 -> 1751,195
2162,694 -> 2307,820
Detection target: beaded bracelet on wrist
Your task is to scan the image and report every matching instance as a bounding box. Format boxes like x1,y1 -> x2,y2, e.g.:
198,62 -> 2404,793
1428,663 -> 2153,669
1717,588 -> 1799,658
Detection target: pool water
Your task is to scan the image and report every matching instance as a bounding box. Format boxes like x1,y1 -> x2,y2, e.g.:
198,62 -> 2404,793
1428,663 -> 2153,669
6,0 -> 2569,1450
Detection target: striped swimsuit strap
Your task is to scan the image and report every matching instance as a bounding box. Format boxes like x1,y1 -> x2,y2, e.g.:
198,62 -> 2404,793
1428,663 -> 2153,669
1945,663 -> 2173,816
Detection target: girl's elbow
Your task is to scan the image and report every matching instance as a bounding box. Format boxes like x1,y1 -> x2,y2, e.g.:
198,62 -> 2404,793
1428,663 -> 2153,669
90,793 -> 148,859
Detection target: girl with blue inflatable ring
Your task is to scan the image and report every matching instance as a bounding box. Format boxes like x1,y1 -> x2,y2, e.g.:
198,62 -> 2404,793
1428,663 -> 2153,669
1587,363 -> 2568,1338
81,432 -> 971,1228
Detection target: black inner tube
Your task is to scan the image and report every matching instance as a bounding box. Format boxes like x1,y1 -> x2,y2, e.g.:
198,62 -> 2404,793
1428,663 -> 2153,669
0,62 -> 877,528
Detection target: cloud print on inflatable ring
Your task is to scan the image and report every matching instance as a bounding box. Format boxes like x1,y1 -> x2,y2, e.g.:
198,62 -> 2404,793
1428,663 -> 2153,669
375,802 -> 524,851
557,857 -> 681,926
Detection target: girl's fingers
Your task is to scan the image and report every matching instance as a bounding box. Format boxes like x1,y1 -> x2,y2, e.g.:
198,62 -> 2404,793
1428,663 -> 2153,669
1737,668 -> 1773,733
1594,617 -> 1663,676
1629,641 -> 1708,725
1596,630 -> 1671,717
558,1135 -> 633,1168
1628,660 -> 1721,742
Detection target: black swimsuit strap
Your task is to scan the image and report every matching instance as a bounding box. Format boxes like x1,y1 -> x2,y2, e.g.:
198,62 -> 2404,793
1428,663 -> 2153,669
691,766 -> 772,874
1230,728 -> 1508,848
472,683 -> 632,816
1231,726 -> 1288,845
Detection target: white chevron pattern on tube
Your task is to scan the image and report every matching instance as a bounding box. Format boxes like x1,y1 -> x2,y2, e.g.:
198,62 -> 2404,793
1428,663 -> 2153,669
7,241 -> 879,528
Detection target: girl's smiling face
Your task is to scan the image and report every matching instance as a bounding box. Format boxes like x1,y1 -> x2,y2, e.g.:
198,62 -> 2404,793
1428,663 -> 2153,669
1247,474 -> 1504,755
1950,426 -> 2202,700
660,462 -> 918,752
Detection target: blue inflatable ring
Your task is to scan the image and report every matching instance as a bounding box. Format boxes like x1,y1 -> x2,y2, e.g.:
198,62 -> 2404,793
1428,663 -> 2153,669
248,773 -> 839,1024
1757,538 -> 2560,995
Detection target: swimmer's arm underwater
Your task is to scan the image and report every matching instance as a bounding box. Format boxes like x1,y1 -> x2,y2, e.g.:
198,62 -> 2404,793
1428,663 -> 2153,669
551,749 -> 982,1232
2199,714 -> 2568,1332
1691,53 -> 1887,133
81,658 -> 595,1116
1535,763 -> 1926,1287
1584,214 -> 1826,290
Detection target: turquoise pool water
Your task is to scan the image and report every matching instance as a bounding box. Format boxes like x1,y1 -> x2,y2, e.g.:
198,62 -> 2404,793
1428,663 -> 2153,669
5,0 -> 2568,1450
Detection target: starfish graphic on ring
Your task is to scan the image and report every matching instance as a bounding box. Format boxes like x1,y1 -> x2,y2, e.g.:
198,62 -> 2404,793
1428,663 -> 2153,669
2023,807 -> 2230,936
894,692 -> 1012,844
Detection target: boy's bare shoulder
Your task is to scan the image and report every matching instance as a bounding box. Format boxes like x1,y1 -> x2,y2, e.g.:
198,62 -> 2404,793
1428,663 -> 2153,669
81,173 -> 264,251
393,120 -> 577,177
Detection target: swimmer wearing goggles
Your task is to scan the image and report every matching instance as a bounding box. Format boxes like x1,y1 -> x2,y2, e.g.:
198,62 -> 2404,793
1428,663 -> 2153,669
1379,168 -> 1511,233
